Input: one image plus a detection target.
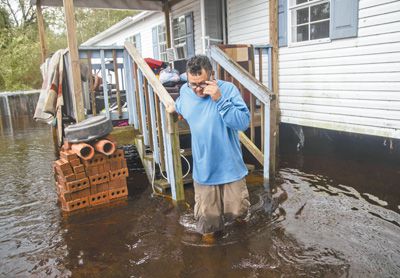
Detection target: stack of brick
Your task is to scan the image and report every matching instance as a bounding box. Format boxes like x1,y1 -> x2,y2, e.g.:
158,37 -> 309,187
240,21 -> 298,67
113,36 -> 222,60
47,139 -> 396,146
53,148 -> 129,212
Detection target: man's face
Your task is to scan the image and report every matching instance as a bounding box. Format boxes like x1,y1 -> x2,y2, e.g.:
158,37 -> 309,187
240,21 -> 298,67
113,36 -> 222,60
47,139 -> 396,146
187,69 -> 210,98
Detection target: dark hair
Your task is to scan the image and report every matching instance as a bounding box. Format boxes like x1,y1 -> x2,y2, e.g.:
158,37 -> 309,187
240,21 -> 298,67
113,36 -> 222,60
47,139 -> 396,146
186,55 -> 213,76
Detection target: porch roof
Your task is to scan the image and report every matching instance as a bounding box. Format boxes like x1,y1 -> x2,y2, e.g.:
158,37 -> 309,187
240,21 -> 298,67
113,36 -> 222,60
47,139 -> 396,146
30,0 -> 164,11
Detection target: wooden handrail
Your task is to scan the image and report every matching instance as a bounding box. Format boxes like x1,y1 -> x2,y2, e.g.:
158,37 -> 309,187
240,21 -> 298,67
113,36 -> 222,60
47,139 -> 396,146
210,45 -> 273,104
124,42 -> 175,112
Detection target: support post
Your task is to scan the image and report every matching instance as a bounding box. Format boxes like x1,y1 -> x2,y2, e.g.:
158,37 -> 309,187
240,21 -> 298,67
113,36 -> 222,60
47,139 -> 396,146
36,1 -> 47,63
63,0 -> 85,122
269,0 -> 279,182
163,0 -> 172,48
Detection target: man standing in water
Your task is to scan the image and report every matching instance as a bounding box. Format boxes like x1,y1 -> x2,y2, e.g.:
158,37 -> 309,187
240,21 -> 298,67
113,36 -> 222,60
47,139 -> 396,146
173,55 -> 251,240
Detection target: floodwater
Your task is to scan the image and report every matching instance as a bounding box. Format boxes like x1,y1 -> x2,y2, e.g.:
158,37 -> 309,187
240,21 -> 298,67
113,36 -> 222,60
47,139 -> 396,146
0,116 -> 399,277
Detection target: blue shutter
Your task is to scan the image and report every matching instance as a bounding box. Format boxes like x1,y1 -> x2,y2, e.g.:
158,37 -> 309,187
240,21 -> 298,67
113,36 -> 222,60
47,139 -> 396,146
330,0 -> 359,40
152,27 -> 159,59
278,0 -> 288,47
185,13 -> 195,57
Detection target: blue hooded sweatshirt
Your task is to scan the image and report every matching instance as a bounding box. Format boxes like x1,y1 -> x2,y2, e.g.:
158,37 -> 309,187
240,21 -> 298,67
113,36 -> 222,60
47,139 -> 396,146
175,80 -> 250,185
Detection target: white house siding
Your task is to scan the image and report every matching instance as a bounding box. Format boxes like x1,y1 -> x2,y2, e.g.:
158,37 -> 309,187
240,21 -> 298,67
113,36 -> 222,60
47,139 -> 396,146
93,12 -> 164,59
226,0 -> 271,88
279,0 -> 400,139
170,0 -> 202,55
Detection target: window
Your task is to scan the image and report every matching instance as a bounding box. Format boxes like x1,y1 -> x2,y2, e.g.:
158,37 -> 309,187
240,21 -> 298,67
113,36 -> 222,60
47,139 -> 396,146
126,33 -> 142,54
289,0 -> 330,43
172,13 -> 194,59
153,24 -> 167,61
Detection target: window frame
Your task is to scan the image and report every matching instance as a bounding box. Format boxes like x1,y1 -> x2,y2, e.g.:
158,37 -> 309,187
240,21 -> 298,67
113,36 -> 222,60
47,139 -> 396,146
172,13 -> 194,59
157,24 -> 168,61
287,0 -> 331,47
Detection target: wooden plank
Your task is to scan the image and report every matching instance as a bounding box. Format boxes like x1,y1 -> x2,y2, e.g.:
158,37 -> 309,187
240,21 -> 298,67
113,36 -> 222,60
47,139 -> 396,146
125,42 -> 175,113
155,94 -> 166,171
239,131 -> 264,166
168,112 -> 184,202
137,70 -> 149,146
36,1 -> 47,63
63,0 -> 84,122
132,62 -> 143,133
112,50 -> 122,118
210,46 -> 271,104
148,86 -> 160,164
250,94 -> 255,142
143,78 -> 153,149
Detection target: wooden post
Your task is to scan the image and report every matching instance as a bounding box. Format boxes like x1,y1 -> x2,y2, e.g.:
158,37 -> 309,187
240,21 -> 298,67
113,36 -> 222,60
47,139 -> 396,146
163,0 -> 172,49
36,1 -> 47,64
269,0 -> 279,182
63,0 -> 85,122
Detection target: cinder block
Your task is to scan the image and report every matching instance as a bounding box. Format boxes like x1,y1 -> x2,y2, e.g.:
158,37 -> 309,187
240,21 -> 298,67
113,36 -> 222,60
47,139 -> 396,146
61,187 -> 90,202
90,182 -> 109,195
109,177 -> 127,190
73,164 -> 85,174
109,168 -> 129,180
89,191 -> 109,206
61,196 -> 89,212
109,186 -> 128,201
62,177 -> 90,192
89,172 -> 110,186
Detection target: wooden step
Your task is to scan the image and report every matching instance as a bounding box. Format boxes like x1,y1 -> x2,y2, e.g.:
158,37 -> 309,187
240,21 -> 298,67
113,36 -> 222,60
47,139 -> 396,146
153,174 -> 193,194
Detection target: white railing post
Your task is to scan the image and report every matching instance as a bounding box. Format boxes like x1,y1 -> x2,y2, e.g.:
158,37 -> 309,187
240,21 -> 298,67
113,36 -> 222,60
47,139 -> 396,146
100,49 -> 110,119
148,85 -> 160,164
137,70 -> 149,146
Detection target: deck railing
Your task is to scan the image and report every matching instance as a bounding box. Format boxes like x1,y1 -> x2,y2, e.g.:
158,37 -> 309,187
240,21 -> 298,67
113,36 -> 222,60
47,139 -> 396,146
209,45 -> 274,183
124,42 -> 184,201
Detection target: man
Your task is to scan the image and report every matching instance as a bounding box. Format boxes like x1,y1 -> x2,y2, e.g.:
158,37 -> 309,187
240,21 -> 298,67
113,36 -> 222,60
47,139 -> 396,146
173,55 -> 251,237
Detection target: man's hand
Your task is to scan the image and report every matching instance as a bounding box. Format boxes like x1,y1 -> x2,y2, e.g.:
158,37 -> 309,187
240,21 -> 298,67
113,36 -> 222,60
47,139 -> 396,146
203,80 -> 221,101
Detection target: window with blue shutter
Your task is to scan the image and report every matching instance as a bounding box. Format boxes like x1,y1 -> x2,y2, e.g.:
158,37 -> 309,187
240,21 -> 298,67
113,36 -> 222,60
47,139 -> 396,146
280,0 -> 359,46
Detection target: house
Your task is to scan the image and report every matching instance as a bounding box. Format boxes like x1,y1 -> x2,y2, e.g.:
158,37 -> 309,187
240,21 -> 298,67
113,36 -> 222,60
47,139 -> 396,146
82,0 -> 400,140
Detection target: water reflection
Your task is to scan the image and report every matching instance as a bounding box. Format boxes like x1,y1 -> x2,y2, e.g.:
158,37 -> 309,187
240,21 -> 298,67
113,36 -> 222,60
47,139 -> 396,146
0,117 -> 399,277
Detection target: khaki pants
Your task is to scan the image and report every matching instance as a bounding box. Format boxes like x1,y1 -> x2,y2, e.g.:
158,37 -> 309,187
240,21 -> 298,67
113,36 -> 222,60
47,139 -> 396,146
193,178 -> 250,234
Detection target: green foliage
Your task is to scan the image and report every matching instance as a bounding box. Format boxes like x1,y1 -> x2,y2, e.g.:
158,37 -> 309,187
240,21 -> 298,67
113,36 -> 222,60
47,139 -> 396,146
0,0 -> 138,92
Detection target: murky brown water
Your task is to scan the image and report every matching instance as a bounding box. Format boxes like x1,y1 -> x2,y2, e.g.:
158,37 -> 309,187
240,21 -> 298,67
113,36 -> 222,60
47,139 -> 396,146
1,116 -> 399,277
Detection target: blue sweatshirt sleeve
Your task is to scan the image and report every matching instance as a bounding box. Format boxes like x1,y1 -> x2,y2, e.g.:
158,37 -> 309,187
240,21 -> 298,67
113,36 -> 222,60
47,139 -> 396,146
215,84 -> 250,131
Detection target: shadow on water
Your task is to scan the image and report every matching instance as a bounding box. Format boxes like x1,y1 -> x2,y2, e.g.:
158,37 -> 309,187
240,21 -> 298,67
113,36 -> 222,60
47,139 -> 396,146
0,116 -> 399,277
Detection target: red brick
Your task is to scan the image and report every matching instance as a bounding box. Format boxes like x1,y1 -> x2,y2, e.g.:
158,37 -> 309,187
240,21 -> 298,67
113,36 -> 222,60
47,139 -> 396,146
109,177 -> 127,190
89,191 -> 109,206
109,186 -> 128,201
61,187 -> 90,202
61,196 -> 89,212
103,162 -> 111,172
82,153 -> 108,167
70,158 -> 81,167
109,168 -> 129,180
62,140 -> 72,151
75,172 -> 86,180
73,164 -> 85,174
90,182 -> 109,195
108,149 -> 124,160
54,159 -> 73,176
62,177 -> 90,192
89,172 -> 110,186
60,150 -> 78,161
58,173 -> 76,183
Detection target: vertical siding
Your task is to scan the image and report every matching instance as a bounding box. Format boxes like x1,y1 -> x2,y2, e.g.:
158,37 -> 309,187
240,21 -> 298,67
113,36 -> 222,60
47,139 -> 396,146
226,0 -> 270,44
170,0 -> 202,55
279,0 -> 400,139
94,13 -> 165,59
